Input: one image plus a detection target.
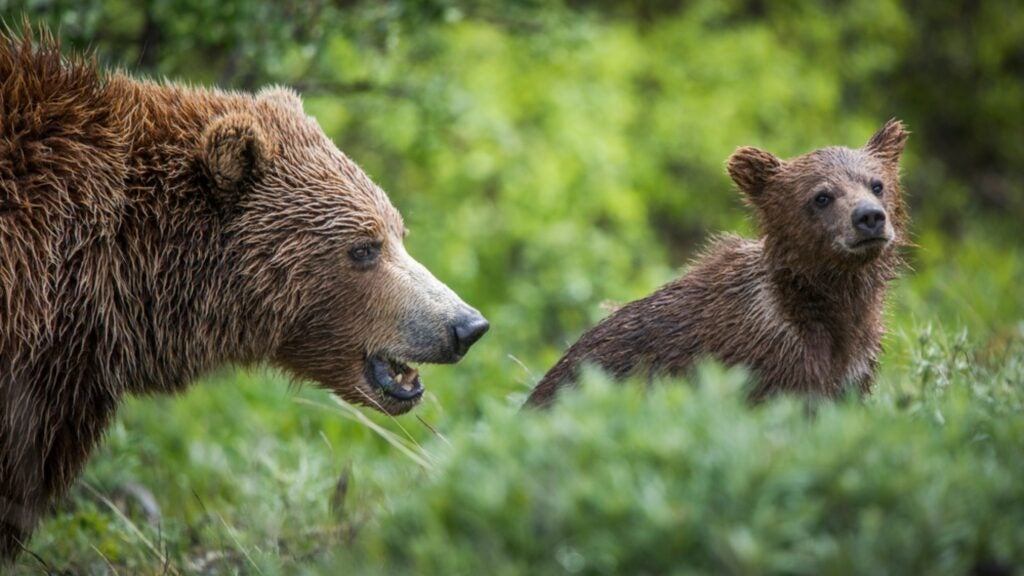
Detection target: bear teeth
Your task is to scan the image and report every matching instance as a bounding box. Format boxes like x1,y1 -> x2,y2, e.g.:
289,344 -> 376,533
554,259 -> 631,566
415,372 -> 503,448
388,358 -> 410,375
400,369 -> 419,391
367,354 -> 423,400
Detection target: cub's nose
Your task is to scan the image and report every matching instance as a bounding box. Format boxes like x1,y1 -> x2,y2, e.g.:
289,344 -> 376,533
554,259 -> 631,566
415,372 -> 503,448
452,311 -> 489,358
852,204 -> 887,236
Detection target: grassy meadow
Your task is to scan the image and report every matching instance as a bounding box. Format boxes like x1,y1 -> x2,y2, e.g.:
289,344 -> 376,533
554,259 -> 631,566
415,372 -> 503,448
5,1 -> 1024,573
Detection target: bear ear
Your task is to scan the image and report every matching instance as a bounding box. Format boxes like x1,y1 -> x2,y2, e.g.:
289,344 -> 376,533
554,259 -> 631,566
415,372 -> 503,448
257,86 -> 304,113
727,146 -> 782,200
201,113 -> 271,201
864,118 -> 909,165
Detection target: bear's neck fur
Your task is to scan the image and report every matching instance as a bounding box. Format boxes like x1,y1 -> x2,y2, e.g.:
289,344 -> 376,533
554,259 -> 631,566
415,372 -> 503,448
763,233 -> 899,332
764,237 -> 897,394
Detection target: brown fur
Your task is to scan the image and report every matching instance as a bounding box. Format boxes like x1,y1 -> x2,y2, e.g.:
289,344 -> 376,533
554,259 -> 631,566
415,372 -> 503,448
526,120 -> 909,408
0,28 -> 486,558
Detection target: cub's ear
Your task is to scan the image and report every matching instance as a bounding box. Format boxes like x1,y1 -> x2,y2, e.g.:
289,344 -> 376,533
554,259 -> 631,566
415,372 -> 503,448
864,118 -> 909,164
201,112 -> 271,200
727,146 -> 782,200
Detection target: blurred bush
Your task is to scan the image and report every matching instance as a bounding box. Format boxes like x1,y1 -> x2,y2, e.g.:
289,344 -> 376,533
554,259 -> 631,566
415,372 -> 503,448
339,329 -> 1024,574
8,3 -> 1023,368
13,1 -> 1023,224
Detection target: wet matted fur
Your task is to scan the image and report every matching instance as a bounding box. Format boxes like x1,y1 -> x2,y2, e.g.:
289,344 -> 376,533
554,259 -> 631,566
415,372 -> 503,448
0,27 -> 487,558
526,120 -> 909,408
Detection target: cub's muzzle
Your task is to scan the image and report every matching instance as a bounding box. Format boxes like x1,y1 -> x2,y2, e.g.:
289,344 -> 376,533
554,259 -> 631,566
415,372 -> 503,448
852,202 -> 887,239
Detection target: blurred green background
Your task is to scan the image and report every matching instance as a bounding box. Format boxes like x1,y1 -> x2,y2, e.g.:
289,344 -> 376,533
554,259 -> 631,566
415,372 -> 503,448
4,0 -> 1023,573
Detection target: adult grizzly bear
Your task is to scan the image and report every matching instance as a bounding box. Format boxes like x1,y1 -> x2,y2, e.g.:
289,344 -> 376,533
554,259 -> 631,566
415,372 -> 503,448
0,30 -> 489,558
526,120 -> 909,408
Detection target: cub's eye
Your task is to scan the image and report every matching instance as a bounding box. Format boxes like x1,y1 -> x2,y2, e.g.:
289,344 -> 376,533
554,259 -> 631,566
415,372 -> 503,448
870,181 -> 884,196
348,242 -> 381,266
813,192 -> 833,208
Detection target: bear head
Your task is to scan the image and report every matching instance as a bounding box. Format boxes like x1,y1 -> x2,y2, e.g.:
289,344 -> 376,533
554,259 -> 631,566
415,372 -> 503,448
199,87 -> 488,415
727,119 -> 909,273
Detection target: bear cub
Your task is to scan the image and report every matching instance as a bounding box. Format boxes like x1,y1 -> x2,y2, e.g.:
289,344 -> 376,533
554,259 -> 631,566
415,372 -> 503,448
526,120 -> 910,407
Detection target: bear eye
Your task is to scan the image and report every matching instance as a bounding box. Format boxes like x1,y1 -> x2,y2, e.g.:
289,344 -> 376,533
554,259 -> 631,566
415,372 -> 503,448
870,180 -> 884,196
813,192 -> 833,208
349,241 -> 382,267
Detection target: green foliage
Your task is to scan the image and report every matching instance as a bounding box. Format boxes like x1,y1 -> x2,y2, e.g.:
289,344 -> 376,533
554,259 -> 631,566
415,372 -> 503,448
2,0 -> 1022,572
341,334 -> 1024,575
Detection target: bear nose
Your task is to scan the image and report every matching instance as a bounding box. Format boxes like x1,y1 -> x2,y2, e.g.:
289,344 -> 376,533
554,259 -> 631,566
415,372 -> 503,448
452,311 -> 489,358
852,204 -> 886,236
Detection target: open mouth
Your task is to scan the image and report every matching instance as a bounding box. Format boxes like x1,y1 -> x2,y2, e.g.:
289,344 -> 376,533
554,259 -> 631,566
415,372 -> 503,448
365,353 -> 424,401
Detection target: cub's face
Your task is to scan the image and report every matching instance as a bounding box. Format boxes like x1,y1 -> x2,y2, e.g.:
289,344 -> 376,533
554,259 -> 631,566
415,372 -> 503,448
727,120 -> 909,269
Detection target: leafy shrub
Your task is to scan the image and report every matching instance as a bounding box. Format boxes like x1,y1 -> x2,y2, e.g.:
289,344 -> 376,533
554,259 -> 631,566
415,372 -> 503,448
339,330 -> 1024,575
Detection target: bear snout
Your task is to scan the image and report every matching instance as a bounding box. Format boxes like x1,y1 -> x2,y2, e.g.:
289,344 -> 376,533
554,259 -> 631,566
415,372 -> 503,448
451,310 -> 490,359
852,203 -> 887,238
